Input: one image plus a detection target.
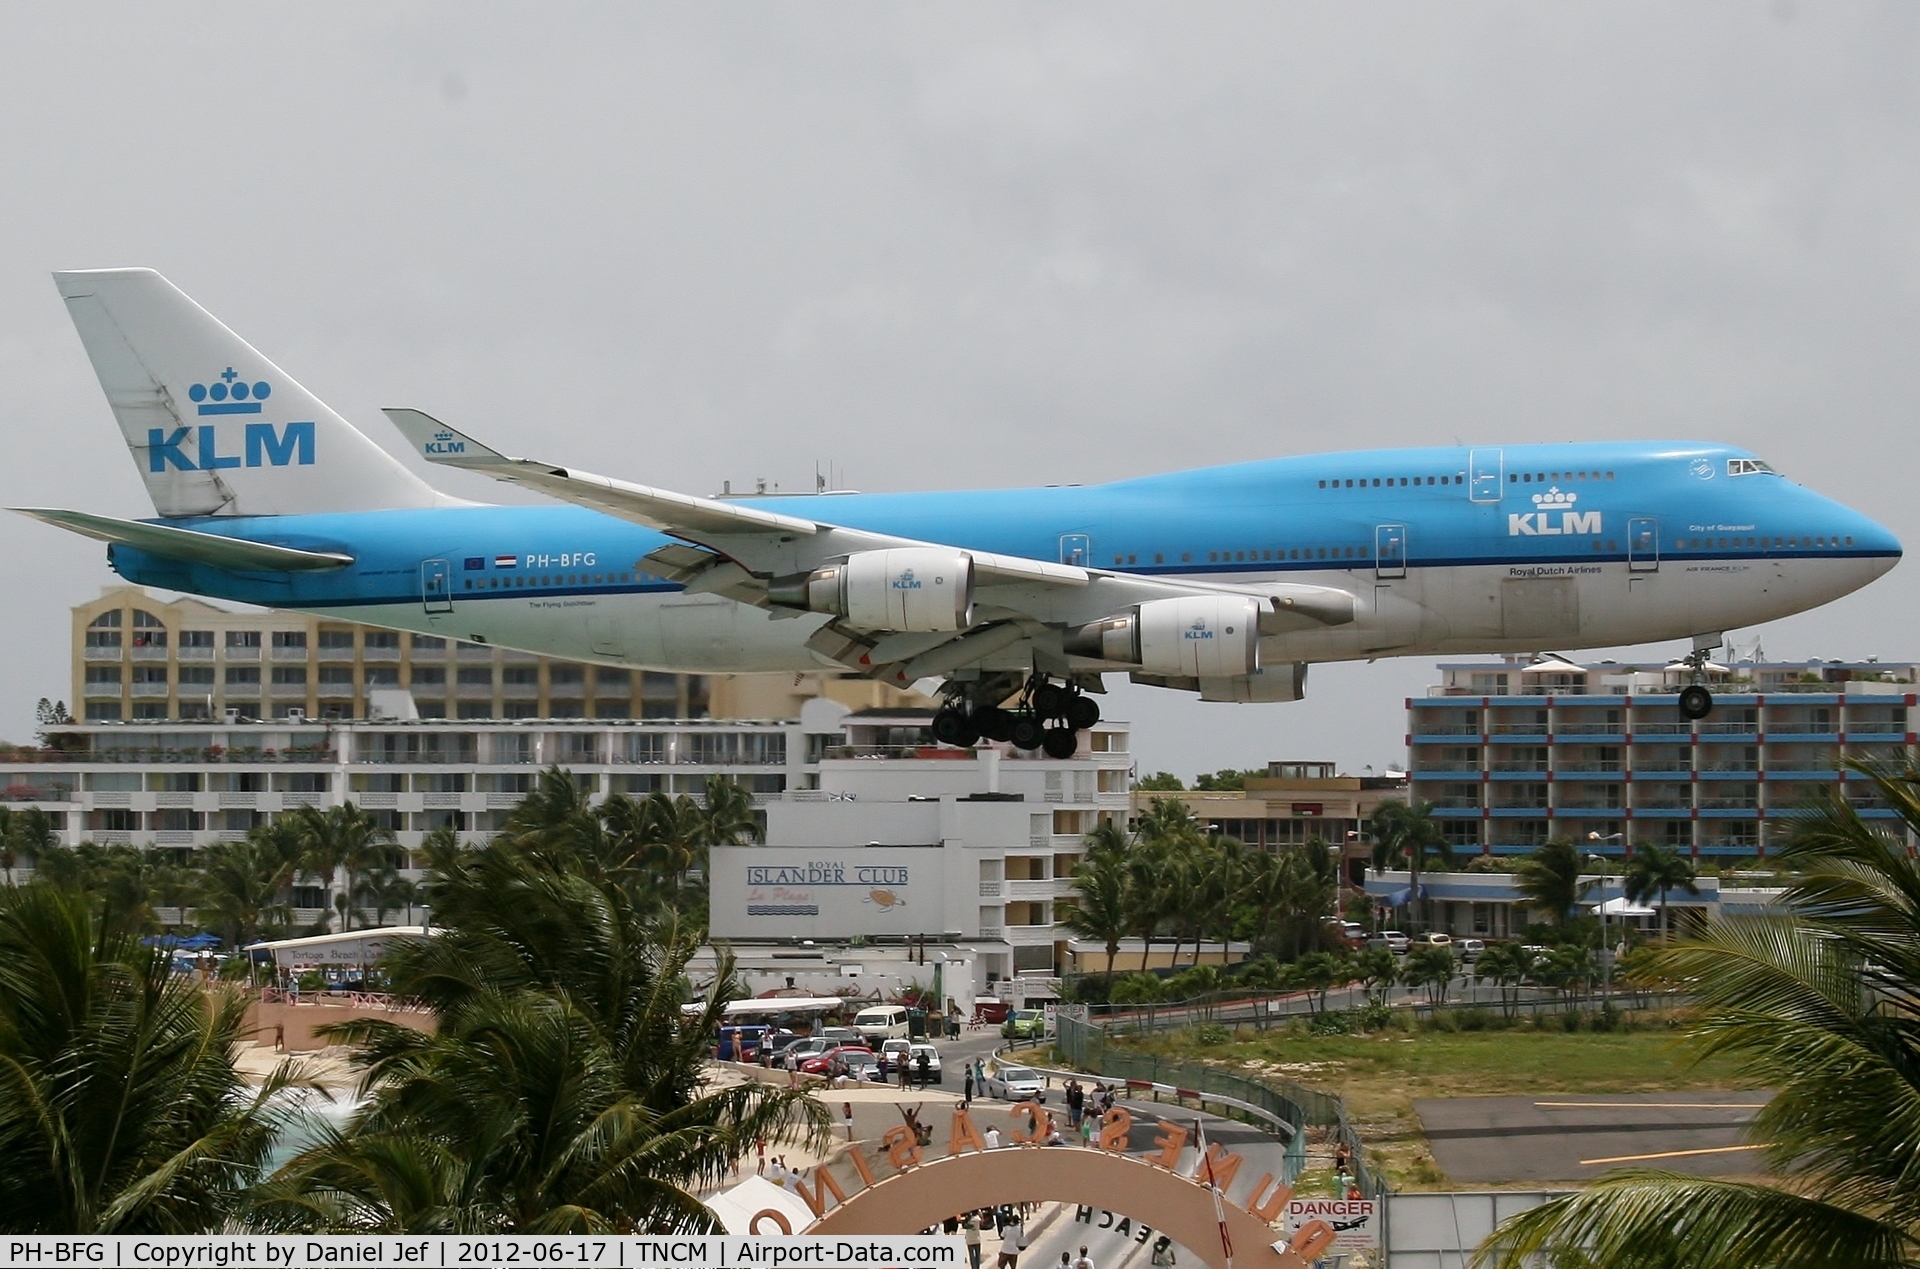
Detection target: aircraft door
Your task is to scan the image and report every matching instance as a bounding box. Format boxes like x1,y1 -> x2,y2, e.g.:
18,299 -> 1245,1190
1059,534 -> 1091,567
1469,449 -> 1504,503
1628,517 -> 1659,572
421,559 -> 453,614
1375,524 -> 1407,580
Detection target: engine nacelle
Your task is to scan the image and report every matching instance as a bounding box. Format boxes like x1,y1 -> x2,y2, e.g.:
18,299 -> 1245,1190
768,548 -> 974,632
1065,595 -> 1259,677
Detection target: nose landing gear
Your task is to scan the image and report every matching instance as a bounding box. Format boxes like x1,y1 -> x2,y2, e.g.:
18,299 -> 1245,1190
1677,641 -> 1719,721
931,675 -> 1101,757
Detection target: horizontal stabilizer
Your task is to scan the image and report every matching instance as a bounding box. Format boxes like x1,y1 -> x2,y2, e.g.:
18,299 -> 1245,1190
12,508 -> 354,572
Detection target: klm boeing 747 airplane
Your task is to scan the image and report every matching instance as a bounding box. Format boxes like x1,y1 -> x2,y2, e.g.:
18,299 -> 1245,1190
18,269 -> 1902,756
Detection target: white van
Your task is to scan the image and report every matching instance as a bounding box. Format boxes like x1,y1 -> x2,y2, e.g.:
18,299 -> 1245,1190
852,1005 -> 911,1044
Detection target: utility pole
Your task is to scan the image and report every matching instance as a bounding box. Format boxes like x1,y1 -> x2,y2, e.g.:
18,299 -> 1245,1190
1587,831 -> 1624,999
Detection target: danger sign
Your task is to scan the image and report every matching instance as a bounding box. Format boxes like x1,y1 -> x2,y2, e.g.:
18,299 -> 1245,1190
1285,1198 -> 1379,1251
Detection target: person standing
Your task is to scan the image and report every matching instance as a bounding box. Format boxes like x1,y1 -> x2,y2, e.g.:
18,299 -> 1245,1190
963,1213 -> 983,1269
1150,1239 -> 1176,1269
963,1065 -> 975,1108
1071,1245 -> 1096,1269
996,1211 -> 1025,1269
843,1101 -> 856,1141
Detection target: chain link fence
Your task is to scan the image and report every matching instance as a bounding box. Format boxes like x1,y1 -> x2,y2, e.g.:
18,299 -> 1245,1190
1055,1007 -> 1387,1199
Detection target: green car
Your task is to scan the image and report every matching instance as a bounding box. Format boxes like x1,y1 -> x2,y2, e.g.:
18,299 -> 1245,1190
1000,1008 -> 1046,1041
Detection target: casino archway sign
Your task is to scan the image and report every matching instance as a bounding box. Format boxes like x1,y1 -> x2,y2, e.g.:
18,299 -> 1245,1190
749,1103 -> 1339,1268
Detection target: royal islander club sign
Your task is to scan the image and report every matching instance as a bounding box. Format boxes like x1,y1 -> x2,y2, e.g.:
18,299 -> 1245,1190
762,1102 -> 1340,1269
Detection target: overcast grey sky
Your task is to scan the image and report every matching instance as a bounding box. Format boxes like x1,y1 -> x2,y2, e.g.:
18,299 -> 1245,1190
1,4 -> 1914,779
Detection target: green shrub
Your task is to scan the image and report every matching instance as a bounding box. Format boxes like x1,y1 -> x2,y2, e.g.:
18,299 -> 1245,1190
1194,1022 -> 1231,1046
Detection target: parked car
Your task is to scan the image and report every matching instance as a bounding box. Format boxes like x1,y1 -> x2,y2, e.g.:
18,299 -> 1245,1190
1457,938 -> 1486,961
878,1037 -> 914,1073
907,1042 -> 943,1085
781,1036 -> 832,1065
985,1063 -> 1047,1102
1324,918 -> 1366,948
799,1043 -> 875,1076
1000,1008 -> 1047,1041
838,1051 -> 887,1083
819,1026 -> 859,1047
713,1025 -> 771,1062
1412,932 -> 1454,950
1366,931 -> 1410,955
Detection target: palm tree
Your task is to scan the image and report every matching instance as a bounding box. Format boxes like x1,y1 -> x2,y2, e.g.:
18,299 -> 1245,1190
254,838 -> 829,1232
0,805 -> 59,883
294,802 -> 395,932
1062,828 -> 1132,985
1471,940 -> 1533,1020
1367,799 -> 1451,930
1514,838 -> 1589,926
1478,758 -> 1920,1266
0,884 -> 296,1232
1622,843 -> 1699,942
196,823 -> 301,946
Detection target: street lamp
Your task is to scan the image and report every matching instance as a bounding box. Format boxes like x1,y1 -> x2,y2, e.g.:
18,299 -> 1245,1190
1587,832 -> 1624,998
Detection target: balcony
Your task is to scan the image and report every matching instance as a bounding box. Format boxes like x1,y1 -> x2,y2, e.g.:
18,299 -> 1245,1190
501,682 -> 540,699
225,646 -> 261,662
269,681 -> 308,697
1489,723 -> 1549,736
362,644 -> 402,663
84,643 -> 123,662
130,645 -> 169,663
271,645 -> 309,661
1555,762 -> 1621,773
1846,723 -> 1907,736
1006,879 -> 1055,901
178,646 -> 214,662
1634,723 -> 1692,736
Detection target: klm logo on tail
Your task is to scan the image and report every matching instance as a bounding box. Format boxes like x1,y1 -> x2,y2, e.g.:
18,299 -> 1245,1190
425,429 -> 466,456
1510,487 -> 1602,537
152,370 -> 314,471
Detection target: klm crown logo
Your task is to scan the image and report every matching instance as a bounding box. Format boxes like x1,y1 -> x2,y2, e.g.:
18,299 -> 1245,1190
1510,486 -> 1601,537
892,568 -> 924,591
151,369 -> 314,472
1183,616 -> 1215,641
425,429 -> 466,456
187,367 -> 271,416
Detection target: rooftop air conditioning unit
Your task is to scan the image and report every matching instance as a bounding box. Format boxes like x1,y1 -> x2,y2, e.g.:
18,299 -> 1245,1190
222,708 -> 242,723
284,708 -> 306,723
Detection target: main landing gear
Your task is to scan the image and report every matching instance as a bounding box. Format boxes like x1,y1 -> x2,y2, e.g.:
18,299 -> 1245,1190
931,675 -> 1100,759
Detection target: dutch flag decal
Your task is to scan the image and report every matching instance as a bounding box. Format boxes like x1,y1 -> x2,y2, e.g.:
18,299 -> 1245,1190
494,555 -> 518,568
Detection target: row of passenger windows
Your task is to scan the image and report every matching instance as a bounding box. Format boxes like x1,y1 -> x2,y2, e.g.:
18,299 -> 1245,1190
1320,475 -> 1462,489
1313,469 -> 1620,491
1109,547 -> 1370,566
1678,535 -> 1854,550
465,572 -> 633,591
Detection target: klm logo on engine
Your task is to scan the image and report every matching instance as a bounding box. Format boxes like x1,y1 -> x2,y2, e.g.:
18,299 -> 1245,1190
426,429 -> 466,455
893,569 -> 924,590
147,422 -> 315,472
1509,487 -> 1601,537
1183,617 -> 1215,641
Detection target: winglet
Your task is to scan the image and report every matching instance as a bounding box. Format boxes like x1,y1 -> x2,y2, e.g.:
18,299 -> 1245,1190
383,408 -> 521,470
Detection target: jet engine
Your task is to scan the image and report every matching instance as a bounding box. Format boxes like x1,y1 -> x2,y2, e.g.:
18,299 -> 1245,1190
768,548 -> 974,632
1065,595 -> 1260,677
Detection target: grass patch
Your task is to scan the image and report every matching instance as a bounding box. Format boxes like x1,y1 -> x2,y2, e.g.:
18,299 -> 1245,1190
1119,1016 -> 1761,1190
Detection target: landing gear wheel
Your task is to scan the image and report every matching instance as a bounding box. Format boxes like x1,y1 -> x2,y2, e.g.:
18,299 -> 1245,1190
931,708 -> 979,747
1067,695 -> 1101,730
1678,684 -> 1714,721
1032,683 -> 1071,721
976,708 -> 1015,743
1041,728 -> 1080,760
1008,713 -> 1046,751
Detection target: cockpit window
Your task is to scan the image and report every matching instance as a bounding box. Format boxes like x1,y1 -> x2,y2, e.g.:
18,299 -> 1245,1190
1728,458 -> 1777,477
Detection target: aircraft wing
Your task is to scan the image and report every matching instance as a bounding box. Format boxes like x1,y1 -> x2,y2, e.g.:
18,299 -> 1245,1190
12,507 -> 354,572
385,409 -> 1353,677
384,409 -> 1084,589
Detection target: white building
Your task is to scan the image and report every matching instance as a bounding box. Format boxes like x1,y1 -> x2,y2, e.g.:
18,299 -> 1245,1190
710,707 -> 1135,990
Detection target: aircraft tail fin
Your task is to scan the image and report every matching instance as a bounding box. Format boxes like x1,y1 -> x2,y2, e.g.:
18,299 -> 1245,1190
53,268 -> 448,518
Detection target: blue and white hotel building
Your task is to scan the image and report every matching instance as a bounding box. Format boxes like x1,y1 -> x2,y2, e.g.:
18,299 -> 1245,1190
1407,656 -> 1916,859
